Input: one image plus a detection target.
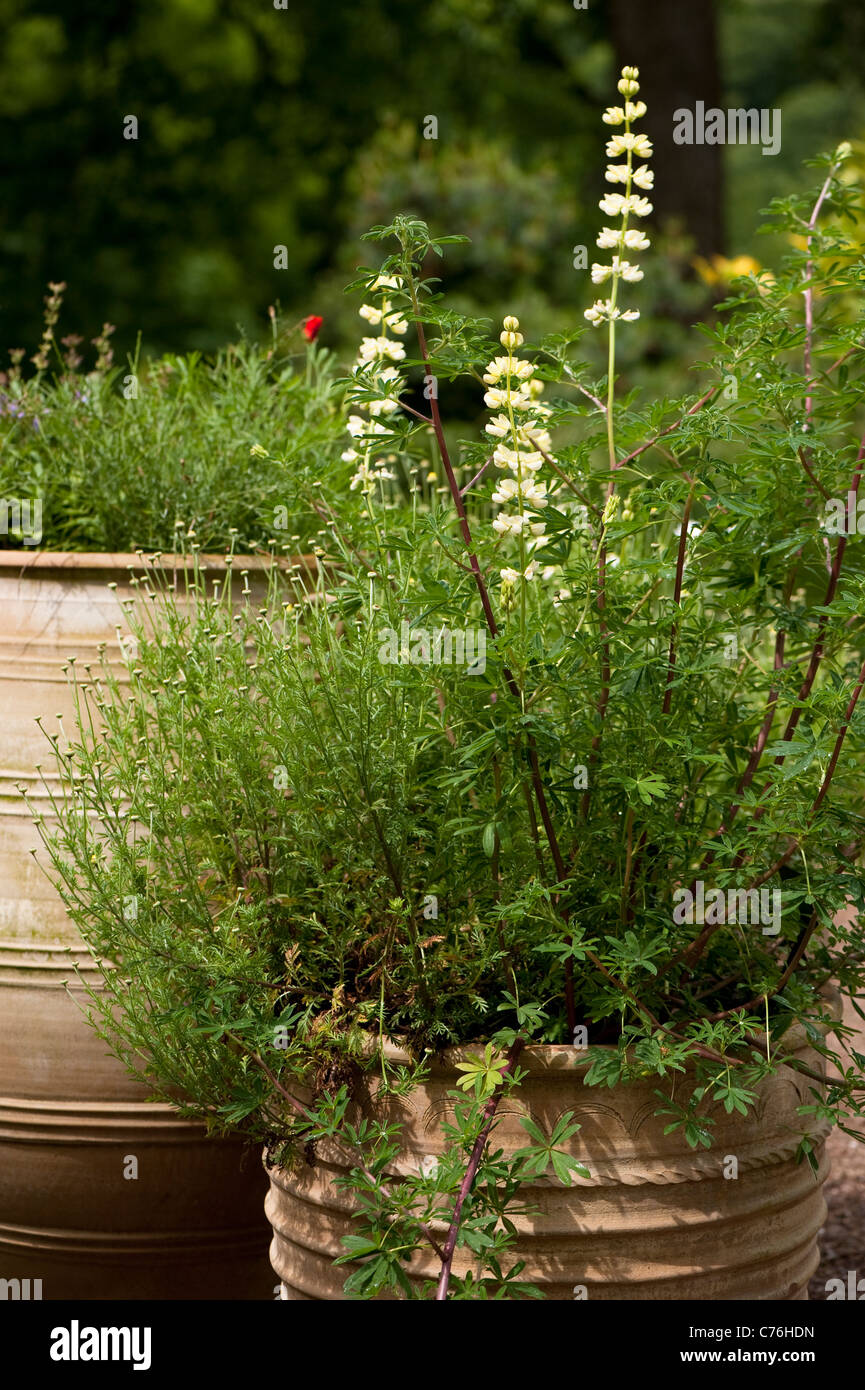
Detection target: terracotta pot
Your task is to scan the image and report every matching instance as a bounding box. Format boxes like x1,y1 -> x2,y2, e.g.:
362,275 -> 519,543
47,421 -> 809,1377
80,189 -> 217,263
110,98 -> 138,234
266,1016 -> 835,1301
0,550 -> 306,1300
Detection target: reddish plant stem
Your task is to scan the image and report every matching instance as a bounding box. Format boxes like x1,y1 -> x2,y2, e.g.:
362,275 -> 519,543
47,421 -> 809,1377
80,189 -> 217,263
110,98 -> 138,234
580,477 -> 615,820
523,428 -> 602,518
811,656 -> 865,814
613,385 -> 719,472
794,162 -> 850,780
702,910 -> 819,1024
694,312 -> 861,867
627,490 -> 692,913
780,156 -> 856,785
685,437 -> 864,907
693,444 -> 865,906
731,626 -> 788,810
559,366 -> 607,414
459,455 -> 493,497
580,390 -> 720,823
752,650 -> 865,879
399,400 -> 434,425
416,320 -> 503,648
680,651 -> 865,970
411,313 -> 576,1033
683,320 -> 863,898
803,167 -> 835,426
695,573 -> 796,875
235,1038 -> 448,1263
772,444 -> 864,758
410,311 -> 675,1035
435,1038 -> 525,1300
661,488 -> 694,717
797,445 -> 831,500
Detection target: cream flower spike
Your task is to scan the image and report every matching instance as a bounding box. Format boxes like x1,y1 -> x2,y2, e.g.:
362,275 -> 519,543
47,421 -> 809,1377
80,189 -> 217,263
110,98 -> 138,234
346,271 -> 408,496
483,316 -> 556,572
585,65 -> 652,328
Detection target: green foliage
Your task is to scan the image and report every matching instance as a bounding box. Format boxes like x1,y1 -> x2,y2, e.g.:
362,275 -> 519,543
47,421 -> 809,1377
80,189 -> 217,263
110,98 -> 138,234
40,153 -> 865,1298
0,305 -> 346,551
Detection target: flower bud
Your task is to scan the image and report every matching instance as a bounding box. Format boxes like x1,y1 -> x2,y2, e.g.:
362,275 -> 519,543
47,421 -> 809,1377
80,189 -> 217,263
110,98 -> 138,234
500,577 -> 517,612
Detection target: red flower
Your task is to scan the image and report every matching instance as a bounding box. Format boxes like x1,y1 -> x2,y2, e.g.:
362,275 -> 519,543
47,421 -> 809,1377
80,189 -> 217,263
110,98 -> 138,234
302,315 -> 324,342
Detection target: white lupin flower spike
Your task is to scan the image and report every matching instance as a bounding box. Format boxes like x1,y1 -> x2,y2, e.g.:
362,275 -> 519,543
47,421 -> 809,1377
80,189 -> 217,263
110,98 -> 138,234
585,65 -> 652,329
346,272 -> 410,496
482,315 -> 558,572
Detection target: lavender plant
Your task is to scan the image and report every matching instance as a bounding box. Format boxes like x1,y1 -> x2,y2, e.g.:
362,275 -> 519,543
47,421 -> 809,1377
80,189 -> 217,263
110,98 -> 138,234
0,292 -> 347,553
40,68 -> 865,1298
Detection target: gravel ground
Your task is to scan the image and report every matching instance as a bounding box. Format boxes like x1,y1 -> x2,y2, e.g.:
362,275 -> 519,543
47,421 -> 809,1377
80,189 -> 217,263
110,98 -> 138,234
809,994 -> 865,1300
810,1125 -> 865,1298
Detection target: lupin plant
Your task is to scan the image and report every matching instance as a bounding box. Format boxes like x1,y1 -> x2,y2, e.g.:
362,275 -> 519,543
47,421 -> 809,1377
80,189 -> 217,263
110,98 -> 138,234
0,285 -> 347,553
343,273 -> 408,497
585,63 -> 652,477
484,315 -> 551,590
42,65 -> 865,1299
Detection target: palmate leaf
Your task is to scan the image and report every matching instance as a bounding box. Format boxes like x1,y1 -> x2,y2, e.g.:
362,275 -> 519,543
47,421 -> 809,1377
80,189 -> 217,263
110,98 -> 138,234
615,772 -> 671,806
337,1234 -> 382,1259
512,1110 -> 589,1184
711,1080 -> 757,1117
454,1043 -> 511,1097
534,933 -> 599,964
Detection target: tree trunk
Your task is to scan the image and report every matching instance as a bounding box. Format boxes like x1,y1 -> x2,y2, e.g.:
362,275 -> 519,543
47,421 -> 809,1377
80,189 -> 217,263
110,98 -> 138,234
608,0 -> 724,257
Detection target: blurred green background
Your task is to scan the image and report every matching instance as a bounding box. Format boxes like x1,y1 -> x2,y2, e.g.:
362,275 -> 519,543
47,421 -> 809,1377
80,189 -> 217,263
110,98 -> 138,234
1,0 -> 862,365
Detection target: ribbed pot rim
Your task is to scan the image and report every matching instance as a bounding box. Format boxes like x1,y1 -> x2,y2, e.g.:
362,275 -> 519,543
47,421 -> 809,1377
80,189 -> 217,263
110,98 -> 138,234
0,938 -> 101,963
0,548 -> 316,576
362,985 -> 841,1074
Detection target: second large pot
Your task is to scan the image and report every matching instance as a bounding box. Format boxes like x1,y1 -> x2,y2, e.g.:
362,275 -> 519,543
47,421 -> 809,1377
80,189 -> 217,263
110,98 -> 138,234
0,550 -> 291,1299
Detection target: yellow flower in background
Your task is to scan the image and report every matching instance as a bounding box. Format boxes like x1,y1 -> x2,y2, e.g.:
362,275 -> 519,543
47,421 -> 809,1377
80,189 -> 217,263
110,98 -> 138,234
693,254 -> 775,293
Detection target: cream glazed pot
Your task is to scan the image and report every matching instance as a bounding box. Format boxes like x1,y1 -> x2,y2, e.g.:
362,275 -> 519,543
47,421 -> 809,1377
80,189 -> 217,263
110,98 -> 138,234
266,1014 -> 836,1301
